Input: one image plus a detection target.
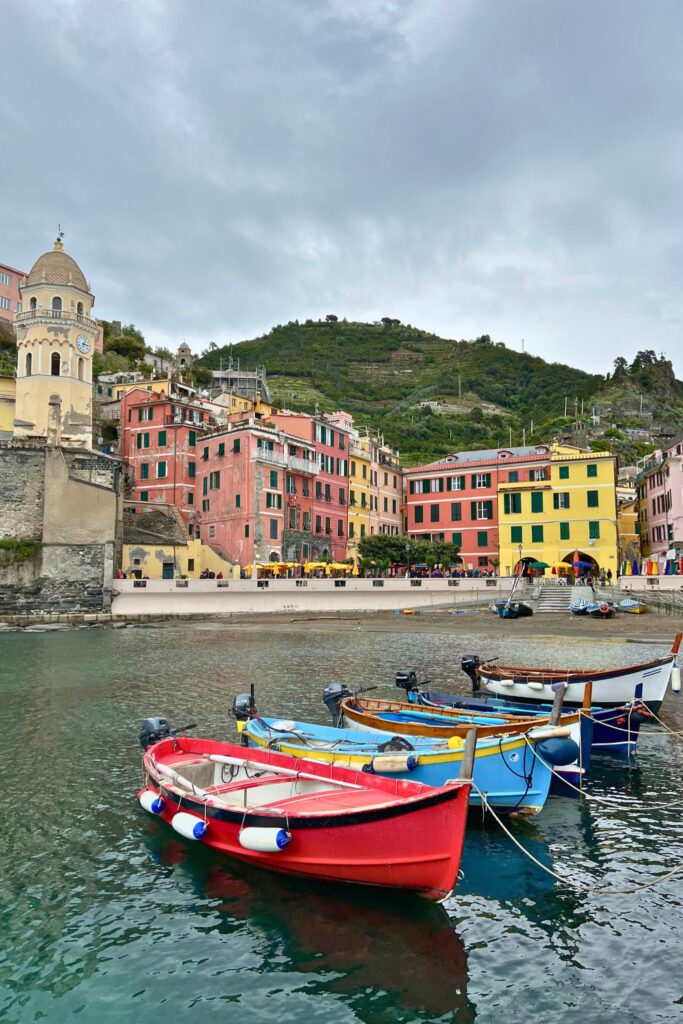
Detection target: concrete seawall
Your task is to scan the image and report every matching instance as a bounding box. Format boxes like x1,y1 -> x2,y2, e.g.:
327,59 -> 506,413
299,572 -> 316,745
111,577 -> 522,618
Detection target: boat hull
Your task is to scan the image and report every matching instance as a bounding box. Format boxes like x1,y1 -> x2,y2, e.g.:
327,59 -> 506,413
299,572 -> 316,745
139,738 -> 469,901
477,657 -> 674,712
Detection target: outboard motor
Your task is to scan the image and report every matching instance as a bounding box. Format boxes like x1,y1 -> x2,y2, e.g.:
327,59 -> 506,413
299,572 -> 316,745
461,655 -> 481,692
395,670 -> 419,694
322,682 -> 351,727
140,717 -> 174,750
232,687 -> 257,722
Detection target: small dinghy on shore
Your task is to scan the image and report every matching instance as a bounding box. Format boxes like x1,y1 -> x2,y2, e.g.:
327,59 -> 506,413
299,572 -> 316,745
137,719 -> 470,901
618,597 -> 647,614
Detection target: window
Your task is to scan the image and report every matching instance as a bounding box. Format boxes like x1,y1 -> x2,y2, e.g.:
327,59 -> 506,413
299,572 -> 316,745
452,532 -> 462,547
232,438 -> 240,454
511,526 -> 522,543
202,499 -> 209,512
472,500 -> 493,520
430,504 -> 440,523
587,490 -> 599,508
234,493 -> 241,509
383,496 -> 388,512
349,522 -> 355,537
188,430 -> 196,447
0,297 -> 10,310
531,525 -> 544,543
78,357 -> 85,381
315,515 -> 321,533
245,524 -> 250,537
341,488 -> 347,505
478,557 -> 489,567
350,460 -> 356,477
303,512 -> 311,530
136,432 -> 150,449
270,519 -> 278,540
208,525 -> 216,538
51,296 -> 62,311
472,473 -> 491,489
302,480 -> 309,497
337,519 -> 344,536
270,470 -> 278,488
25,352 -> 32,376
531,492 -> 544,513
266,493 -> 282,509
430,477 -> 444,492
450,502 -> 461,521
508,471 -> 519,482
217,442 -> 225,457
531,469 -> 545,481
0,272 -> 10,285
504,493 -> 521,515
360,524 -> 366,537
188,493 -> 194,506
553,493 -> 570,509
587,464 -> 598,478
138,406 -> 153,422
589,521 -> 600,539
188,559 -> 195,572
392,499 -> 397,514
140,463 -> 149,480
559,465 -> 569,479
158,430 -> 167,446
140,491 -> 148,502
51,352 -> 60,376
477,531 -> 488,547
414,505 -> 424,524
560,522 -> 570,540
188,461 -> 196,478
325,517 -> 331,535
29,297 -> 37,310
77,301 -> 84,316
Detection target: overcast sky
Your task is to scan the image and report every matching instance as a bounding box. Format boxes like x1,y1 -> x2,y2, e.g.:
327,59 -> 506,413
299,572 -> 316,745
4,0 -> 683,375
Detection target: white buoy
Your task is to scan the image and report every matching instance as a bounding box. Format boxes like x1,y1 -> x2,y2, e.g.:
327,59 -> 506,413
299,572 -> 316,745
139,790 -> 165,815
672,664 -> 681,694
239,827 -> 291,852
171,812 -> 208,840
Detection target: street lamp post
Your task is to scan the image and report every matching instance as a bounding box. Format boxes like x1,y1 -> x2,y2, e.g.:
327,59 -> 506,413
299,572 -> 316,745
406,542 -> 411,578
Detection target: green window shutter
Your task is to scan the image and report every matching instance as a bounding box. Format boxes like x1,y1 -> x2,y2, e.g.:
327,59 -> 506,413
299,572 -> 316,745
531,525 -> 544,543
589,521 -> 600,539
452,532 -> 462,547
414,506 -> 423,523
451,502 -> 461,521
233,438 -> 240,454
188,430 -> 196,446
137,408 -> 143,422
459,476 -> 466,490
140,491 -> 148,502
235,493 -> 241,508
560,522 -> 570,540
140,463 -> 149,480
508,471 -> 518,482
471,474 -> 477,488
511,526 -> 522,543
484,474 -> 491,487
504,493 -> 510,515
188,462 -> 195,478
477,531 -> 488,547
470,501 -> 477,519
485,501 -> 493,519
203,477 -> 208,496
158,430 -> 166,446
218,442 -> 225,456
553,493 -> 559,509
587,463 -> 597,477
430,504 -> 439,523
245,525 -> 249,537
587,490 -> 599,508
158,462 -> 167,479
144,433 -> 149,447
136,434 -> 142,449
409,480 -> 415,494
270,470 -> 278,488
531,492 -> 543,513
214,471 -> 220,488
559,465 -> 569,479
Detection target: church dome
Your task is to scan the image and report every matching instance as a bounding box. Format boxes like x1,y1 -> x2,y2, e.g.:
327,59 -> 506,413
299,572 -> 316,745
26,237 -> 90,292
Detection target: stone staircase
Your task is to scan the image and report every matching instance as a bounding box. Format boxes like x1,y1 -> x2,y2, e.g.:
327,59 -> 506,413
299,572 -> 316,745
532,584 -> 593,614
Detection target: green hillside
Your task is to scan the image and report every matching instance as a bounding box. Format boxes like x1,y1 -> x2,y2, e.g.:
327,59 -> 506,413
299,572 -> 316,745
199,319 -> 604,465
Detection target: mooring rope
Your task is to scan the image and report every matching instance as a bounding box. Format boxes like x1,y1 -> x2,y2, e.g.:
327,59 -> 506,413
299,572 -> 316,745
470,782 -> 683,895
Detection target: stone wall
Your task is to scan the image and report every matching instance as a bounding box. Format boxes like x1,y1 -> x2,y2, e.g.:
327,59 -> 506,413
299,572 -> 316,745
0,447 -> 45,540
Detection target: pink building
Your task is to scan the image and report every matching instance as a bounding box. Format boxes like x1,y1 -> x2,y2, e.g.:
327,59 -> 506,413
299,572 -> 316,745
0,262 -> 25,322
120,388 -> 217,527
636,437 -> 683,562
404,445 -> 552,571
197,419 -> 319,565
271,412 -> 350,561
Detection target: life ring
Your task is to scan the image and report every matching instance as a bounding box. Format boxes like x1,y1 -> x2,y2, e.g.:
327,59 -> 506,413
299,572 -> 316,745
598,602 -> 609,614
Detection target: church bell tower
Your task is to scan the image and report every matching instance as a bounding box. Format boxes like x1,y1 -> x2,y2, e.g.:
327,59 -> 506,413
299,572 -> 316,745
13,234 -> 99,448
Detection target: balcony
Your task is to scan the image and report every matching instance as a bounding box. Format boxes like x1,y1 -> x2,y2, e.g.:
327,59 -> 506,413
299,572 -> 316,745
251,448 -> 286,467
288,454 -> 320,475
15,308 -> 99,331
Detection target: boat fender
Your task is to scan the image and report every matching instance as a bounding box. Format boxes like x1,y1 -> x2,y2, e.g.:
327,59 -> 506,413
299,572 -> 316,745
171,812 -> 208,841
672,664 -> 681,694
599,602 -> 610,614
447,736 -> 464,750
239,827 -> 291,852
499,679 -> 515,687
527,682 -> 544,691
139,790 -> 165,815
270,720 -> 298,732
366,754 -> 419,773
535,737 -> 580,767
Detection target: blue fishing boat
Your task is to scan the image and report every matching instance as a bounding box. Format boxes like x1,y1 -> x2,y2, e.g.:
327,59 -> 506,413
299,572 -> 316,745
238,714 -> 575,817
396,670 -> 648,756
569,600 -> 590,616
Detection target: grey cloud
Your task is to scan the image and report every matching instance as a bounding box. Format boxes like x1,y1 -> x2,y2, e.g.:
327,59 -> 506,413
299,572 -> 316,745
2,0 -> 682,374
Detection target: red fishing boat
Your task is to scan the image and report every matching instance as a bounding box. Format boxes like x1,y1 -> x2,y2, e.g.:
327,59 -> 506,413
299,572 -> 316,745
138,730 -> 470,901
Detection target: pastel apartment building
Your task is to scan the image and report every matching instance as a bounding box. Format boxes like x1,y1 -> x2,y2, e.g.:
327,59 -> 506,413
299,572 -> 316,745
0,262 -> 25,322
636,438 -> 683,562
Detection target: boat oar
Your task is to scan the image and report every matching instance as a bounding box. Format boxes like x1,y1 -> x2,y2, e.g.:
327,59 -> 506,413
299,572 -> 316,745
460,726 -> 478,781
548,684 -> 566,726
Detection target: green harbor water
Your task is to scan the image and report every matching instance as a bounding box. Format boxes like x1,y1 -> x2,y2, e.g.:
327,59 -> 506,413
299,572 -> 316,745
1,622 -> 683,1023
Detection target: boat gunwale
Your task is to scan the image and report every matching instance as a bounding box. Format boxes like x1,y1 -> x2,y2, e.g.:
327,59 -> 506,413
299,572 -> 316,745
478,654 -> 673,683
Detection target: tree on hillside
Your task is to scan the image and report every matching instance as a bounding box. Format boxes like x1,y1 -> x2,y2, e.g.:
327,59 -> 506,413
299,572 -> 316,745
325,314 -> 338,322
102,321 -> 146,365
613,356 -> 629,379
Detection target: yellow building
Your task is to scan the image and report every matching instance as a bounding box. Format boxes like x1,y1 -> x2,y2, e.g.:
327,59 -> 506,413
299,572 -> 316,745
121,537 -> 237,579
348,437 -> 372,561
617,496 -> 640,566
0,375 -> 16,436
13,235 -> 101,447
498,447 -> 618,576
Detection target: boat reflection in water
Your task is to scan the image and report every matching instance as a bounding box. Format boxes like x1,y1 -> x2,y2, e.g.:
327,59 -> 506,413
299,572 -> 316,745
145,833 -> 474,1022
